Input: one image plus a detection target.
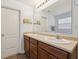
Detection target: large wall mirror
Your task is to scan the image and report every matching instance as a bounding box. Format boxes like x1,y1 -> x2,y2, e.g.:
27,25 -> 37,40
33,0 -> 77,36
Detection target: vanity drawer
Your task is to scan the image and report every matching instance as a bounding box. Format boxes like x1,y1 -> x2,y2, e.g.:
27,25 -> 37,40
24,35 -> 29,40
30,38 -> 37,45
38,41 -> 68,59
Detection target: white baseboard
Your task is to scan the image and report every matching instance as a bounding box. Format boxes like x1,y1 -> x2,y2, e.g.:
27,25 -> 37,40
18,50 -> 25,54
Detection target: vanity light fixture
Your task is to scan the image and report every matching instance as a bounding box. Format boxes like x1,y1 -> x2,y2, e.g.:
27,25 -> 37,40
37,0 -> 50,8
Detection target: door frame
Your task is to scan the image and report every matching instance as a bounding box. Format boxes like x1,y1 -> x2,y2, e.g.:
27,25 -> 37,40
1,6 -> 21,54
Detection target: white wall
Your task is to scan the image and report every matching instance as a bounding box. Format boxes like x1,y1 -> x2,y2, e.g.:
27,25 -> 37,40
1,0 -> 33,53
72,0 -> 78,37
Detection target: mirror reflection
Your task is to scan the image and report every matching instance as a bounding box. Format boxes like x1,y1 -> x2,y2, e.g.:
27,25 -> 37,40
33,0 -> 71,34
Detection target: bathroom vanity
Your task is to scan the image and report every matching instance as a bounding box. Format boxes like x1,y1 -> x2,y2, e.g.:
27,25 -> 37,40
24,33 -> 77,59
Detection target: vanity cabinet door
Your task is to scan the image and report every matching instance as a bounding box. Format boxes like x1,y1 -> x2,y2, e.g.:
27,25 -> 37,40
30,38 -> 37,59
24,36 -> 30,57
49,55 -> 57,59
38,48 -> 50,59
30,43 -> 37,59
38,48 -> 57,59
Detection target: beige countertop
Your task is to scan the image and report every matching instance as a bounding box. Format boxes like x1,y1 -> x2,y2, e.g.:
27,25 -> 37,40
24,33 -> 77,53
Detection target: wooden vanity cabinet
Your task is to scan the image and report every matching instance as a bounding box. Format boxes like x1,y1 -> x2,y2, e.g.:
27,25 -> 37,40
24,35 -> 30,57
24,35 -> 77,59
30,38 -> 38,59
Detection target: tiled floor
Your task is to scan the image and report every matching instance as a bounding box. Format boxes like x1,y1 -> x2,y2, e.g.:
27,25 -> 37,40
5,54 -> 29,59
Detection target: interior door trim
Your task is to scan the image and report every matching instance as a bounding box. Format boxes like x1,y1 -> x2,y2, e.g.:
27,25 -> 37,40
1,6 -> 20,12
1,6 -> 21,53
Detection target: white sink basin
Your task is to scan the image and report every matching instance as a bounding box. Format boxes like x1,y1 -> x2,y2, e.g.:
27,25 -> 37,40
50,39 -> 71,44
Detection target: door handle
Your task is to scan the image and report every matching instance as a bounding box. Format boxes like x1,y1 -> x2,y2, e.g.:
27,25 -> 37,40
1,34 -> 5,37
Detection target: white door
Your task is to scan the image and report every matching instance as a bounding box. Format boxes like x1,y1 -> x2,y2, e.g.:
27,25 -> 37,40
1,7 -> 19,59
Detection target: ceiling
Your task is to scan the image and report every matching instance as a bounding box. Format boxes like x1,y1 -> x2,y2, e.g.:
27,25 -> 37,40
16,0 -> 34,6
16,0 -> 46,7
